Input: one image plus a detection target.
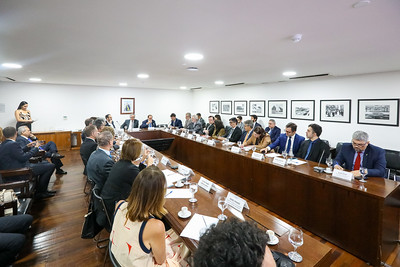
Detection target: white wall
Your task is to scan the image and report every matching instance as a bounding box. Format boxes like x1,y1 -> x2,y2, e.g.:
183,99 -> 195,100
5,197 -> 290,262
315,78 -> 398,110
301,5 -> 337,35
0,82 -> 193,131
192,71 -> 400,151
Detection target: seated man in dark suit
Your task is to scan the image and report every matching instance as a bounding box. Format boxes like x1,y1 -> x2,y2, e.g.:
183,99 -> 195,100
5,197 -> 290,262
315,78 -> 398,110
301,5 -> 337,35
0,127 -> 56,199
140,114 -> 157,128
218,117 -> 242,143
189,115 -> 203,134
261,122 -> 305,156
86,131 -> 115,191
184,112 -> 192,129
251,114 -> 262,129
203,116 -> 215,136
296,124 -> 330,163
264,119 -> 281,143
16,126 -> 66,175
334,130 -> 386,178
197,113 -> 206,128
239,120 -> 254,143
81,117 -> 96,142
169,113 -> 183,128
80,125 -> 98,175
105,114 -> 116,129
120,114 -> 139,131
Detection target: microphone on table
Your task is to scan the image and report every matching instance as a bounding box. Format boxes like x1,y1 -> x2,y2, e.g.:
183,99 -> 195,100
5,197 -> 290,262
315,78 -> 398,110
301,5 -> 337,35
313,150 -> 326,173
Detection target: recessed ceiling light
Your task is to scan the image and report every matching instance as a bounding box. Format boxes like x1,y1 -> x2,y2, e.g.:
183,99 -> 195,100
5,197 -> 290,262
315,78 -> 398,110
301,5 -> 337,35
119,82 -> 128,86
184,53 -> 204,61
29,77 -> 42,82
283,71 -> 297,77
137,73 -> 149,79
215,81 -> 224,85
291,34 -> 302,43
186,67 -> 198,71
353,0 -> 371,8
180,86 -> 187,90
2,63 -> 22,69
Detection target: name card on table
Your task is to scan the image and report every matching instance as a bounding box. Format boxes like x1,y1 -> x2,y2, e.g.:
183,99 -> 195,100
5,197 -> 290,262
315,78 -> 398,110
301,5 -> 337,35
196,136 -> 204,143
198,177 -> 213,192
172,130 -> 177,134
187,134 -> 194,140
251,152 -> 264,161
161,156 -> 170,166
226,192 -> 249,213
180,132 -> 186,137
231,146 -> 241,153
332,169 -> 354,182
148,127 -> 156,131
131,128 -> 140,132
272,157 -> 287,167
207,140 -> 216,146
178,165 -> 194,177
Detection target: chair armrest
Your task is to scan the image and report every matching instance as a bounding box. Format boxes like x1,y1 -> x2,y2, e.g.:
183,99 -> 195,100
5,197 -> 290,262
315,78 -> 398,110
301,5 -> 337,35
0,167 -> 31,177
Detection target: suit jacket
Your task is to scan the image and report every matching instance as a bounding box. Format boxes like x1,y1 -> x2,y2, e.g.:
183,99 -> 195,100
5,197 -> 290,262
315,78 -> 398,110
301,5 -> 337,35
296,138 -> 330,163
212,128 -> 226,139
80,138 -> 98,165
198,118 -> 206,128
265,126 -> 281,143
269,133 -> 305,155
86,148 -> 114,191
189,121 -> 203,134
140,119 -> 157,128
101,160 -> 146,218
205,123 -> 215,136
170,119 -> 183,128
239,130 -> 253,143
334,143 -> 386,177
226,127 -> 242,142
0,139 -> 39,170
16,136 -> 32,152
105,121 -> 116,128
120,119 -> 139,129
254,122 -> 262,129
184,119 -> 191,129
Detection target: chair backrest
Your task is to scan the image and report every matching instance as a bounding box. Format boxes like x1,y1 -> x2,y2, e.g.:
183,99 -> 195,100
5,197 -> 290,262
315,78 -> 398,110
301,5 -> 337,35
109,241 -> 122,267
385,149 -> 400,170
92,188 -> 112,230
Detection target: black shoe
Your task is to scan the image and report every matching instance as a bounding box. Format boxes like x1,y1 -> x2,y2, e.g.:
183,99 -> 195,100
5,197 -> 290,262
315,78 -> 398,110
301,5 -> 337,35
51,153 -> 65,159
56,169 -> 67,175
47,190 -> 57,194
35,192 -> 56,200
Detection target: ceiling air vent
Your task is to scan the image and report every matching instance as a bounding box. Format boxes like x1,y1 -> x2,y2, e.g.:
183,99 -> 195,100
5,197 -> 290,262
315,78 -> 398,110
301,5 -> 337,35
289,73 -> 329,80
190,87 -> 202,90
0,76 -> 16,82
225,82 -> 245,87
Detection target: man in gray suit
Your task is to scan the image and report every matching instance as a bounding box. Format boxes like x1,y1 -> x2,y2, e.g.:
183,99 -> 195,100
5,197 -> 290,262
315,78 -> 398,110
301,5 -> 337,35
120,114 -> 139,131
190,115 -> 203,134
86,131 -> 115,191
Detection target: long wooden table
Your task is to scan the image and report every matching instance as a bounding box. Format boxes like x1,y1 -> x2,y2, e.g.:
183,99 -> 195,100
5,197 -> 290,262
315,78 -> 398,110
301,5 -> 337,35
130,129 -> 400,266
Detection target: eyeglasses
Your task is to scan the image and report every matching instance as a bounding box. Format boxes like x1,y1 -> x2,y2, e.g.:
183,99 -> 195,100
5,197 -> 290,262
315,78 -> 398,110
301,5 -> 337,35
352,141 -> 367,147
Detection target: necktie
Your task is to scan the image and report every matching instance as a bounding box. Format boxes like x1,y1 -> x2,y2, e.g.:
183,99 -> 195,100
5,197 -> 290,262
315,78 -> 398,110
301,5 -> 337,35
28,138 -> 33,142
305,141 -> 313,159
354,152 -> 361,170
244,132 -> 250,143
286,137 -> 292,153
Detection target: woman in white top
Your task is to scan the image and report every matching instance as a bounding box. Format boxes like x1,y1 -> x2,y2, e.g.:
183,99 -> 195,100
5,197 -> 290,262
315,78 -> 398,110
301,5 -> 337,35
111,166 -> 185,267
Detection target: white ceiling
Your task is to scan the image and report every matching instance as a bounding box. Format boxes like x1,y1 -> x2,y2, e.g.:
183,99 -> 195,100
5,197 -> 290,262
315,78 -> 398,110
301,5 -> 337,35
1,0 -> 399,90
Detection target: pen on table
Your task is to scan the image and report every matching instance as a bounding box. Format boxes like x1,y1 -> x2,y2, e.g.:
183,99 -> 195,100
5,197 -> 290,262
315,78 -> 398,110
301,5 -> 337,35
165,190 -> 173,197
202,215 -> 208,228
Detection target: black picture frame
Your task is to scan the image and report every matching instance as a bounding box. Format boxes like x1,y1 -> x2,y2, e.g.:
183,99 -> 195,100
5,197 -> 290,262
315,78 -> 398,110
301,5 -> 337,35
357,98 -> 399,126
234,100 -> 247,116
320,99 -> 351,123
249,100 -> 266,117
268,100 -> 287,119
291,100 -> 315,121
209,101 -> 220,114
221,101 -> 232,115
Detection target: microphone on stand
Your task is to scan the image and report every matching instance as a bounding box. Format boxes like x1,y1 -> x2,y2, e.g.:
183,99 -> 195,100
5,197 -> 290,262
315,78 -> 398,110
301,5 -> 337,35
313,150 -> 326,173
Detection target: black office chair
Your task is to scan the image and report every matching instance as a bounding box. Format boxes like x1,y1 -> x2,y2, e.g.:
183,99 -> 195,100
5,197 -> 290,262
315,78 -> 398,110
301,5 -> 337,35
105,240 -> 122,267
92,188 -> 112,249
333,142 -> 344,159
385,149 -> 400,181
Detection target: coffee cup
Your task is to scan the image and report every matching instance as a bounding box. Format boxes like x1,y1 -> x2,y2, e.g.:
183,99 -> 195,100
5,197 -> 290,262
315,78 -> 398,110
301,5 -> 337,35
181,207 -> 188,214
176,180 -> 183,187
266,230 -> 275,240
325,167 -> 332,172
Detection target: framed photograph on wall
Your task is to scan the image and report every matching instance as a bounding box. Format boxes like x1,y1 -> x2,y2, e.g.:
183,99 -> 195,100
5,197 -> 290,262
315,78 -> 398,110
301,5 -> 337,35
120,98 -> 135,114
249,100 -> 266,117
268,100 -> 287,119
209,100 -> 220,114
234,101 -> 247,116
221,101 -> 232,115
358,98 -> 399,126
320,99 -> 351,123
291,100 -> 315,121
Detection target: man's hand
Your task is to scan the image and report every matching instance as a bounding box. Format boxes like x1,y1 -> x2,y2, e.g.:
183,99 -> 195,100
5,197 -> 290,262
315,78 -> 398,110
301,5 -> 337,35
334,165 -> 344,171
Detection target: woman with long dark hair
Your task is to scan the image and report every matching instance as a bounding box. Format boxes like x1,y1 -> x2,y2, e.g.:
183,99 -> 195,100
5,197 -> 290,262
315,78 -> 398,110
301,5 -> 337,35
212,119 -> 226,139
15,101 -> 33,130
242,126 -> 271,149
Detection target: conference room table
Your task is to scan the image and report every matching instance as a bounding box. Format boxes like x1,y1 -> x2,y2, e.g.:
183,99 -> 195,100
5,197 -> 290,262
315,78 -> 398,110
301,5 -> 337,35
129,128 -> 400,266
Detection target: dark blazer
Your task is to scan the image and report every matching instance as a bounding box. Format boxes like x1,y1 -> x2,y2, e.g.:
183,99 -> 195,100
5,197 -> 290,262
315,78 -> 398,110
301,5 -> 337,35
101,160 -> 146,219
105,121 -> 116,128
254,122 -> 262,129
120,119 -> 139,129
140,119 -> 157,128
80,138 -> 97,164
170,119 -> 183,128
205,123 -> 215,136
334,143 -> 386,177
296,138 -> 330,163
191,121 -> 203,134
269,133 -> 305,154
0,139 -> 39,170
226,127 -> 242,142
239,130 -> 253,143
86,148 -> 114,190
15,136 -> 32,152
265,126 -> 281,143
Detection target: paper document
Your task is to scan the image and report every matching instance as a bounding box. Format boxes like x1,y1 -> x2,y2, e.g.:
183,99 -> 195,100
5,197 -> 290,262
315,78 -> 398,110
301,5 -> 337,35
289,159 -> 307,166
265,153 -> 280,158
180,213 -> 219,241
223,141 -> 235,146
164,189 -> 192,198
162,170 -> 185,187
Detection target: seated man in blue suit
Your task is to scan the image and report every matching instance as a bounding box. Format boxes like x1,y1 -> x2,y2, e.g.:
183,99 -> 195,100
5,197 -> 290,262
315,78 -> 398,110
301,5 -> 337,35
218,117 -> 242,143
261,122 -> 305,156
169,113 -> 183,128
86,131 -> 115,191
239,120 -> 253,143
120,114 -> 139,131
0,127 -> 56,199
250,114 -> 262,129
264,119 -> 281,143
140,114 -> 157,129
296,124 -> 330,163
334,130 -> 386,178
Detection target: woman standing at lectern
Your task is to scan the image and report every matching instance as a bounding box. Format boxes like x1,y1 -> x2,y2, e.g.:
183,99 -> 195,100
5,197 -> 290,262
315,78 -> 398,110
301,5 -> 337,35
15,101 -> 34,131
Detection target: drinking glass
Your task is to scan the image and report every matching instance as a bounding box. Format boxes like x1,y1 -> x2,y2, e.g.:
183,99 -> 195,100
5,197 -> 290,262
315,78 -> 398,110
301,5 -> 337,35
237,141 -> 242,147
359,167 -> 367,183
326,158 -> 333,170
288,228 -> 303,263
282,151 -> 288,166
189,183 -> 198,203
217,196 -> 228,220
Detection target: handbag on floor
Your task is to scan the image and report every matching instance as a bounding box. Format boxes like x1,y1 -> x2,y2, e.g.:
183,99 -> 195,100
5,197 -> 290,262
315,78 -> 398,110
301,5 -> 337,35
81,197 -> 103,239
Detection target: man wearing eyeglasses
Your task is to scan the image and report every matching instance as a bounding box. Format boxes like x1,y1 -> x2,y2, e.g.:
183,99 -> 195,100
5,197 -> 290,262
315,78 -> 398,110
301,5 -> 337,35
334,131 -> 386,178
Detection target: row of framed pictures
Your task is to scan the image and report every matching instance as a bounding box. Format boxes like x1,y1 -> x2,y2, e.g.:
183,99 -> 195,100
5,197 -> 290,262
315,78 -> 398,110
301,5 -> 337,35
209,99 -> 399,127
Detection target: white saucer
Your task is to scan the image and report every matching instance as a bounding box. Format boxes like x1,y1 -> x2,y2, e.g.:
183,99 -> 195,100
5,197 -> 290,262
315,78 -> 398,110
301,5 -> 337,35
175,183 -> 184,188
178,211 -> 191,219
324,170 -> 333,174
267,235 -> 279,245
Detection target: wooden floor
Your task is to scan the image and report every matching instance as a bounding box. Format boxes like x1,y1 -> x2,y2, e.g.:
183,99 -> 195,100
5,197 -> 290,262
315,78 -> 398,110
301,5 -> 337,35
13,150 -> 400,267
